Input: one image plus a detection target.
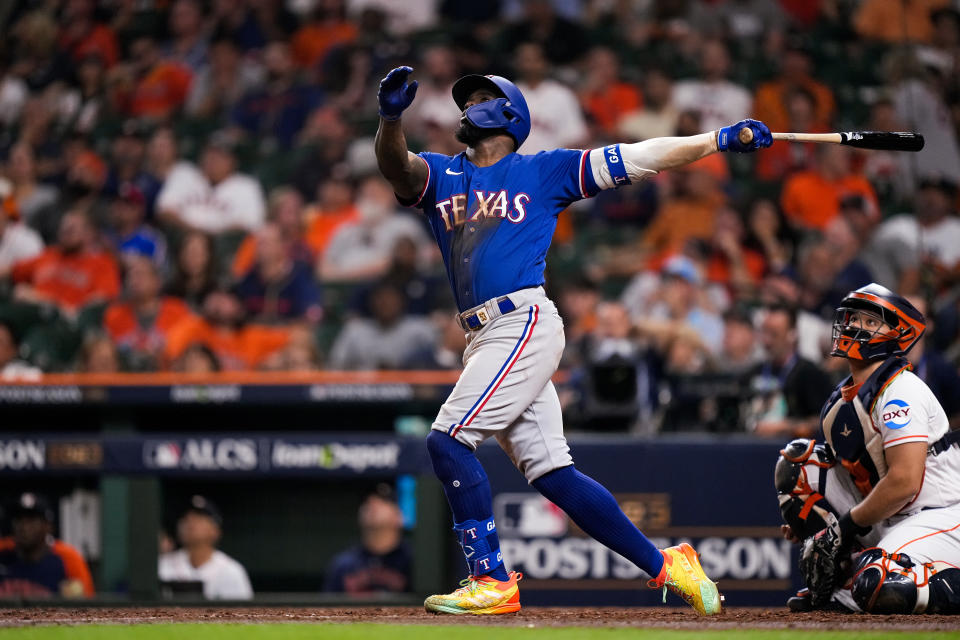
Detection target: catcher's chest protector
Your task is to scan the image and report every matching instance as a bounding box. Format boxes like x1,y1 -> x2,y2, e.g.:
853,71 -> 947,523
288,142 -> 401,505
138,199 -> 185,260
821,358 -> 912,497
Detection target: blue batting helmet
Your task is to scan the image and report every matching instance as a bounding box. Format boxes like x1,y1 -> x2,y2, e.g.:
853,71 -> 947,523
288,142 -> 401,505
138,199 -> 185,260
451,74 -> 531,151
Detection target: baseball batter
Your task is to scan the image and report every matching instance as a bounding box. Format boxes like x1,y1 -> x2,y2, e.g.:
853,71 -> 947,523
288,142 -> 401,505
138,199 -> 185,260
374,65 -> 772,615
776,284 -> 960,614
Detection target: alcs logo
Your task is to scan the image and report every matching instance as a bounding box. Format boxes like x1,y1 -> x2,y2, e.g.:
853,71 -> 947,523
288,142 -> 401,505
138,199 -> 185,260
144,439 -> 257,470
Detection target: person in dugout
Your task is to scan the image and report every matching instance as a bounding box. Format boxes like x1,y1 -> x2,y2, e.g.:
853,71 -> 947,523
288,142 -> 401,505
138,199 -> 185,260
776,284 -> 960,614
0,492 -> 94,598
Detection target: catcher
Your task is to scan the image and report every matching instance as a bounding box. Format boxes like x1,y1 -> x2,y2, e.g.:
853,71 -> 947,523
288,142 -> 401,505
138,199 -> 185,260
776,283 -> 960,613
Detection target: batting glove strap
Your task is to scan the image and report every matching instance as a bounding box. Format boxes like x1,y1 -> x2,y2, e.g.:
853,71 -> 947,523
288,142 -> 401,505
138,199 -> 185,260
378,66 -> 419,121
717,119 -> 773,153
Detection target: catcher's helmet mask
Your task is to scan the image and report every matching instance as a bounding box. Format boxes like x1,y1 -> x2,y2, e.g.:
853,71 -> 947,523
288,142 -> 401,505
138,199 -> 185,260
830,284 -> 925,362
451,74 -> 531,151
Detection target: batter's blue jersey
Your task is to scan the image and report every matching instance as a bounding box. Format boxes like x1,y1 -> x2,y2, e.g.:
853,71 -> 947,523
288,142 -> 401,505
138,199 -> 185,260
405,150 -> 600,312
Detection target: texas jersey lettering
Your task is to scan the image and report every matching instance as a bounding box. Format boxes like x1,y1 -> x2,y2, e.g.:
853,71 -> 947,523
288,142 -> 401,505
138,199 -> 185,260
406,149 -> 597,312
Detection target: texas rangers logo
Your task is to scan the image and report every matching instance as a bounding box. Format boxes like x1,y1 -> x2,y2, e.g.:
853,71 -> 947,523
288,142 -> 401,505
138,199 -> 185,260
881,399 -> 911,430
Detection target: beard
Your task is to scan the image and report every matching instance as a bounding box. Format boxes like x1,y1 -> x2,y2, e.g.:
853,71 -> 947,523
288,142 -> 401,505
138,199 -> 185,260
455,119 -> 508,148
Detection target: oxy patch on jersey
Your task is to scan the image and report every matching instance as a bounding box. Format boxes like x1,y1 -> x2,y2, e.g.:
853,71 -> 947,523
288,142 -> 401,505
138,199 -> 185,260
435,191 -> 531,231
881,399 -> 912,430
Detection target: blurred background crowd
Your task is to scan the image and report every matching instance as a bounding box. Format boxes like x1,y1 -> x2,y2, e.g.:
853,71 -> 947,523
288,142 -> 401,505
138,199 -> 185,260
1,0 -> 960,437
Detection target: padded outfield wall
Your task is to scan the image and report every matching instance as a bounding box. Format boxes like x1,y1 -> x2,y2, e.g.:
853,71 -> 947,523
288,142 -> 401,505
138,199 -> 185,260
0,374 -> 795,606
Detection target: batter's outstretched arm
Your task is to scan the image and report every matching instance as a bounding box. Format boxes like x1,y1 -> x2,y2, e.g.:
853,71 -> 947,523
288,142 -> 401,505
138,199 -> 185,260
375,66 -> 429,201
589,119 -> 772,189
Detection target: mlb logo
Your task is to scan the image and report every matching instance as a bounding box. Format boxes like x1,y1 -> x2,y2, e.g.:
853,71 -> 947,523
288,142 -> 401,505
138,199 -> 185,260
145,441 -> 181,468
494,493 -> 567,537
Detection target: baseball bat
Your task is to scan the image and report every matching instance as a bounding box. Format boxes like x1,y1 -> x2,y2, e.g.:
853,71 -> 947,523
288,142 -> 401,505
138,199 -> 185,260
737,128 -> 924,152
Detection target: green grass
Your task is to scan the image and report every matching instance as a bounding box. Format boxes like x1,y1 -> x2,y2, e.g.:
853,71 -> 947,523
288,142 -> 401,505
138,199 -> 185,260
0,625 -> 955,640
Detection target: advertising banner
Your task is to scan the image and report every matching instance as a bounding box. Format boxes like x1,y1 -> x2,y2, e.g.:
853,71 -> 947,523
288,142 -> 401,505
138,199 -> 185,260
477,436 -> 797,607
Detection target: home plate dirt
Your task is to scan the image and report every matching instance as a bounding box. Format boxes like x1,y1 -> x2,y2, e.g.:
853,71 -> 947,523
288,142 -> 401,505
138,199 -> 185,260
0,607 -> 958,630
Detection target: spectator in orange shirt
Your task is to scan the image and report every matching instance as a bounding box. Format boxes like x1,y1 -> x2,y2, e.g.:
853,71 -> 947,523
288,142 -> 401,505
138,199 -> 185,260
753,45 -> 835,134
11,210 -> 120,317
579,46 -> 643,138
598,145 -> 728,278
703,206 -> 768,294
231,187 -> 313,279
291,2 -> 358,69
112,35 -> 192,120
0,492 -> 94,598
104,256 -> 192,371
164,289 -> 290,371
58,0 -> 119,68
854,0 -> 949,43
780,144 -> 879,232
639,158 -> 728,262
755,86 -> 828,183
304,174 -> 359,260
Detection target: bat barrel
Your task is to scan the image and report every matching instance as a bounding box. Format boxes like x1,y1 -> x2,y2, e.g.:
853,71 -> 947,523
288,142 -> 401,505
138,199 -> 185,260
840,131 -> 924,152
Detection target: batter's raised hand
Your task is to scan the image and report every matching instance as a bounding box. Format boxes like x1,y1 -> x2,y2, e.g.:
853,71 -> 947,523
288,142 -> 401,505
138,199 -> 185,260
378,66 -> 418,121
717,119 -> 772,153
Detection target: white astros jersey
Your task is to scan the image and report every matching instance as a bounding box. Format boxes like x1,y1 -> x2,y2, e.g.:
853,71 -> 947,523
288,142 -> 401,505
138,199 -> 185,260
870,370 -> 960,512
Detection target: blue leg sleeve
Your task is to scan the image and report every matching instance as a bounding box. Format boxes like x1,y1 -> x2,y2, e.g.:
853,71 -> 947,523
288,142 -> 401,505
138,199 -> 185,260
426,431 -> 508,580
533,465 -> 664,577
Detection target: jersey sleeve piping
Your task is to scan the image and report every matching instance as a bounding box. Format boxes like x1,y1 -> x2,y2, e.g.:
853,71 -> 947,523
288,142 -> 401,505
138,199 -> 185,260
578,150 -> 599,199
883,433 -> 929,448
413,155 -> 431,207
396,155 -> 432,208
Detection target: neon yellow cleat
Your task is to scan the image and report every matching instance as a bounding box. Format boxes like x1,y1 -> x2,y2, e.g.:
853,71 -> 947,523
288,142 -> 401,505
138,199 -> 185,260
424,571 -> 523,615
648,543 -> 724,616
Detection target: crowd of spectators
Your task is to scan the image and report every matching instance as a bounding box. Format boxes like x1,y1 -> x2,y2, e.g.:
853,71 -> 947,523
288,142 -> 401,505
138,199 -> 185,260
1,0 -> 960,435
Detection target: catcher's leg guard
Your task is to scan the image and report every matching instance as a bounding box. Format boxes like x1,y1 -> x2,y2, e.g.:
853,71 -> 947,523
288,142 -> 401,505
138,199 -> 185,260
928,568 -> 960,614
851,548 -> 960,614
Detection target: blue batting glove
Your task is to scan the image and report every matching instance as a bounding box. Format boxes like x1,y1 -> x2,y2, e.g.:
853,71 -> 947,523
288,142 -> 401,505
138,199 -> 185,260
717,119 -> 772,153
378,66 -> 418,121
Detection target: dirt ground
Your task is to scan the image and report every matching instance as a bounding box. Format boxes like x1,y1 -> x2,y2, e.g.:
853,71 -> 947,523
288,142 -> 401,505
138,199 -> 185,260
1,607 -> 959,630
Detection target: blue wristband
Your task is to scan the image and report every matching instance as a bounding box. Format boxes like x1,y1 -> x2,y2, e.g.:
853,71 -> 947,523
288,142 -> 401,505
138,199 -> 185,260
603,144 -> 631,187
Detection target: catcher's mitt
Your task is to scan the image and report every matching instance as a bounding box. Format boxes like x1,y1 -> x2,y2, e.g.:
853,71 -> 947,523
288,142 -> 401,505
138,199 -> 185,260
799,511 -> 870,607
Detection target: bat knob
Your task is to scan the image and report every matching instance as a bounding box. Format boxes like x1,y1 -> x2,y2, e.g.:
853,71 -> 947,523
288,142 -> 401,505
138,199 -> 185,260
738,127 -> 754,145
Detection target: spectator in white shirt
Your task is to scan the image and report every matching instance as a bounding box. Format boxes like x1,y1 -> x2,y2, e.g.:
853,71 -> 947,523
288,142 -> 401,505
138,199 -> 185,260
0,189 -> 43,280
672,39 -> 752,133
514,41 -> 588,153
0,321 -> 41,380
319,175 -> 431,283
156,136 -> 265,234
874,177 -> 960,292
158,495 -> 253,600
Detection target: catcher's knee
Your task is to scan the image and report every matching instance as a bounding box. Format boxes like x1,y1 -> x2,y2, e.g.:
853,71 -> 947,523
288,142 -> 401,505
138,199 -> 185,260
775,438 -> 838,538
851,549 -> 960,614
